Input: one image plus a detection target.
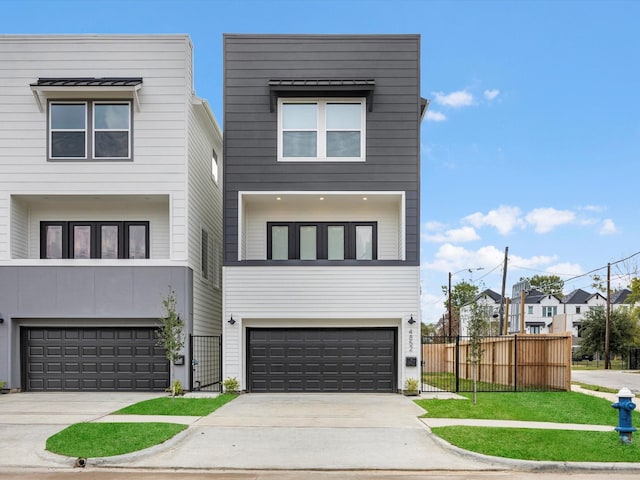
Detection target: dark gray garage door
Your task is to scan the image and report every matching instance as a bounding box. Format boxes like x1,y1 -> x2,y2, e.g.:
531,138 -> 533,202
247,328 -> 396,392
22,327 -> 169,391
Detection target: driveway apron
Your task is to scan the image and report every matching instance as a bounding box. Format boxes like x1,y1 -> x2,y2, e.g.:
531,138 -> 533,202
0,392 -> 163,469
115,393 -> 502,470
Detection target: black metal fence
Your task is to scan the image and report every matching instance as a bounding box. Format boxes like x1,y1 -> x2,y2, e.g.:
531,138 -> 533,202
421,335 -> 571,393
628,348 -> 640,370
189,335 -> 222,392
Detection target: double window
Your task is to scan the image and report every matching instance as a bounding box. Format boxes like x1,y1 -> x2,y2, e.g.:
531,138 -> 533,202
267,222 -> 377,261
49,101 -> 132,160
542,306 -> 558,317
41,221 -> 149,259
278,98 -> 365,162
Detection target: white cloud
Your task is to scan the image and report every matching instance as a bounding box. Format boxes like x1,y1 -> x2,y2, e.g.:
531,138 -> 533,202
525,208 -> 575,233
423,221 -> 446,232
425,110 -> 447,122
581,205 -> 606,213
484,89 -> 500,100
433,90 -> 474,108
600,218 -> 619,235
423,226 -> 480,243
463,205 -> 524,235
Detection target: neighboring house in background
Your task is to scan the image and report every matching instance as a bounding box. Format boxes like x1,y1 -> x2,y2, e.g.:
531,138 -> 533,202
0,35 -> 223,392
459,289 -> 502,336
552,289 -> 606,342
508,289 -> 562,334
222,34 -> 426,392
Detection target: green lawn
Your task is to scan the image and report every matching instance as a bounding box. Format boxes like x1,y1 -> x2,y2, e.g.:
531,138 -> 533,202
46,394 -> 238,458
416,391 -> 640,425
47,423 -> 187,458
417,391 -> 640,462
431,427 -> 640,462
115,394 -> 238,416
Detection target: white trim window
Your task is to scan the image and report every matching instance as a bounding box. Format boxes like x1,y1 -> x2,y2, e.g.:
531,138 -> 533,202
49,101 -> 132,160
278,98 -> 365,162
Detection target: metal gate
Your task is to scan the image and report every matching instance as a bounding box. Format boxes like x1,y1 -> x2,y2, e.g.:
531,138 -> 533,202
189,335 -> 222,391
629,348 -> 640,370
421,335 -> 571,393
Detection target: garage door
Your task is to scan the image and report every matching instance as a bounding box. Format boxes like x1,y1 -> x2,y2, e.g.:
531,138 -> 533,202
22,327 -> 169,391
247,328 -> 396,392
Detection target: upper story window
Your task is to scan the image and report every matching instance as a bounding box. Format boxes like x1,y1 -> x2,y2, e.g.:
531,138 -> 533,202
40,221 -> 148,259
576,306 -> 581,314
211,149 -> 219,183
49,101 -> 132,161
278,98 -> 366,162
542,306 -> 558,317
527,306 -> 534,315
267,221 -> 377,261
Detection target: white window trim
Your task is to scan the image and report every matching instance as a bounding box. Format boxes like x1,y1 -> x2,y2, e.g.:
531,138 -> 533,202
212,148 -> 219,184
277,97 -> 366,162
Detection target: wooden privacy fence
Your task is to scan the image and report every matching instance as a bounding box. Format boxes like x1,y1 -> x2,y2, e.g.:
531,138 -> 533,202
422,334 -> 572,392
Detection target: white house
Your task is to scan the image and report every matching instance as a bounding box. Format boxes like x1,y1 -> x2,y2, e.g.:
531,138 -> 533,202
0,35 -> 223,392
459,289 -> 502,336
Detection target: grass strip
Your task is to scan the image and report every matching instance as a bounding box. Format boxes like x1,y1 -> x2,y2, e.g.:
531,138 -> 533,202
431,426 -> 640,462
46,422 -> 186,458
573,382 -> 637,397
114,393 -> 238,416
416,391 -> 640,425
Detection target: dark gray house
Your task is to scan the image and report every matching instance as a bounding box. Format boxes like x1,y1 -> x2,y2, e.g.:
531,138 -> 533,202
221,34 -> 426,392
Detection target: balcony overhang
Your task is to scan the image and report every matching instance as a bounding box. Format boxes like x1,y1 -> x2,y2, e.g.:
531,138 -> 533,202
30,77 -> 143,112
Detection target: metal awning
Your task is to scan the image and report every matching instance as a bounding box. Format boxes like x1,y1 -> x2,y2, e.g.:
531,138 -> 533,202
269,78 -> 375,112
30,77 -> 143,112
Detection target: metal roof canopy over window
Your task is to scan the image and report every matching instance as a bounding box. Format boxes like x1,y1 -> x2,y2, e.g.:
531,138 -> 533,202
269,78 -> 376,112
30,77 -> 144,112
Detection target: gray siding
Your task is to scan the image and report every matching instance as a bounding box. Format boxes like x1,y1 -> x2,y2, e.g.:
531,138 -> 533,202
223,34 -> 421,265
0,265 -> 193,388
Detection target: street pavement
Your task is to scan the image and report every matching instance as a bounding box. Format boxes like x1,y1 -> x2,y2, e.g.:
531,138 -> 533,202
572,369 -> 640,394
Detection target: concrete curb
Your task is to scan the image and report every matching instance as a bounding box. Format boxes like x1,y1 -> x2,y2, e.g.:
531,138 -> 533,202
424,423 -> 640,473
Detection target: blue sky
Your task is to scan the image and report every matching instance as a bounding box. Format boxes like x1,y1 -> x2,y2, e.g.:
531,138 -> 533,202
5,0 -> 639,324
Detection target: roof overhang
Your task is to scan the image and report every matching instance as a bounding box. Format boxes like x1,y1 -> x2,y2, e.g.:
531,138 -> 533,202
30,77 -> 143,112
269,79 -> 375,112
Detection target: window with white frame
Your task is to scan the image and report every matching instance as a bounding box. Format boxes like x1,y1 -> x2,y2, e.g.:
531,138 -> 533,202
212,148 -> 219,183
527,306 -> 534,315
49,101 -> 132,160
542,306 -> 558,317
201,229 -> 209,280
278,98 -> 365,162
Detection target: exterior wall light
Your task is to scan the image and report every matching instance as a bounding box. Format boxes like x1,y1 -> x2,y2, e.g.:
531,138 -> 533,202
228,315 -> 236,325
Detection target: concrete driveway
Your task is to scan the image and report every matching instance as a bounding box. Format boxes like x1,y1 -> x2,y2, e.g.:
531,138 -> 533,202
0,392 -> 163,469
112,393 -> 503,471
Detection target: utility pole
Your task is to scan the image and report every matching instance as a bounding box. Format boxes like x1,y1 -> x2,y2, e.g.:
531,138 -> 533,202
605,262 -> 611,369
447,271 -> 452,337
498,246 -> 509,335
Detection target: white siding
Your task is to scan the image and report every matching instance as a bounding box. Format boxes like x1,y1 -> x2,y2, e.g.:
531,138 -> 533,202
22,196 -> 170,259
243,196 -> 402,260
222,265 -> 421,389
186,99 -> 223,336
10,197 -> 28,258
0,35 -> 193,260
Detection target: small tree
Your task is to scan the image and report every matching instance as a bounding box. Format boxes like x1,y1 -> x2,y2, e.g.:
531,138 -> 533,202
467,302 -> 488,405
578,306 -> 638,361
157,288 -> 185,398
